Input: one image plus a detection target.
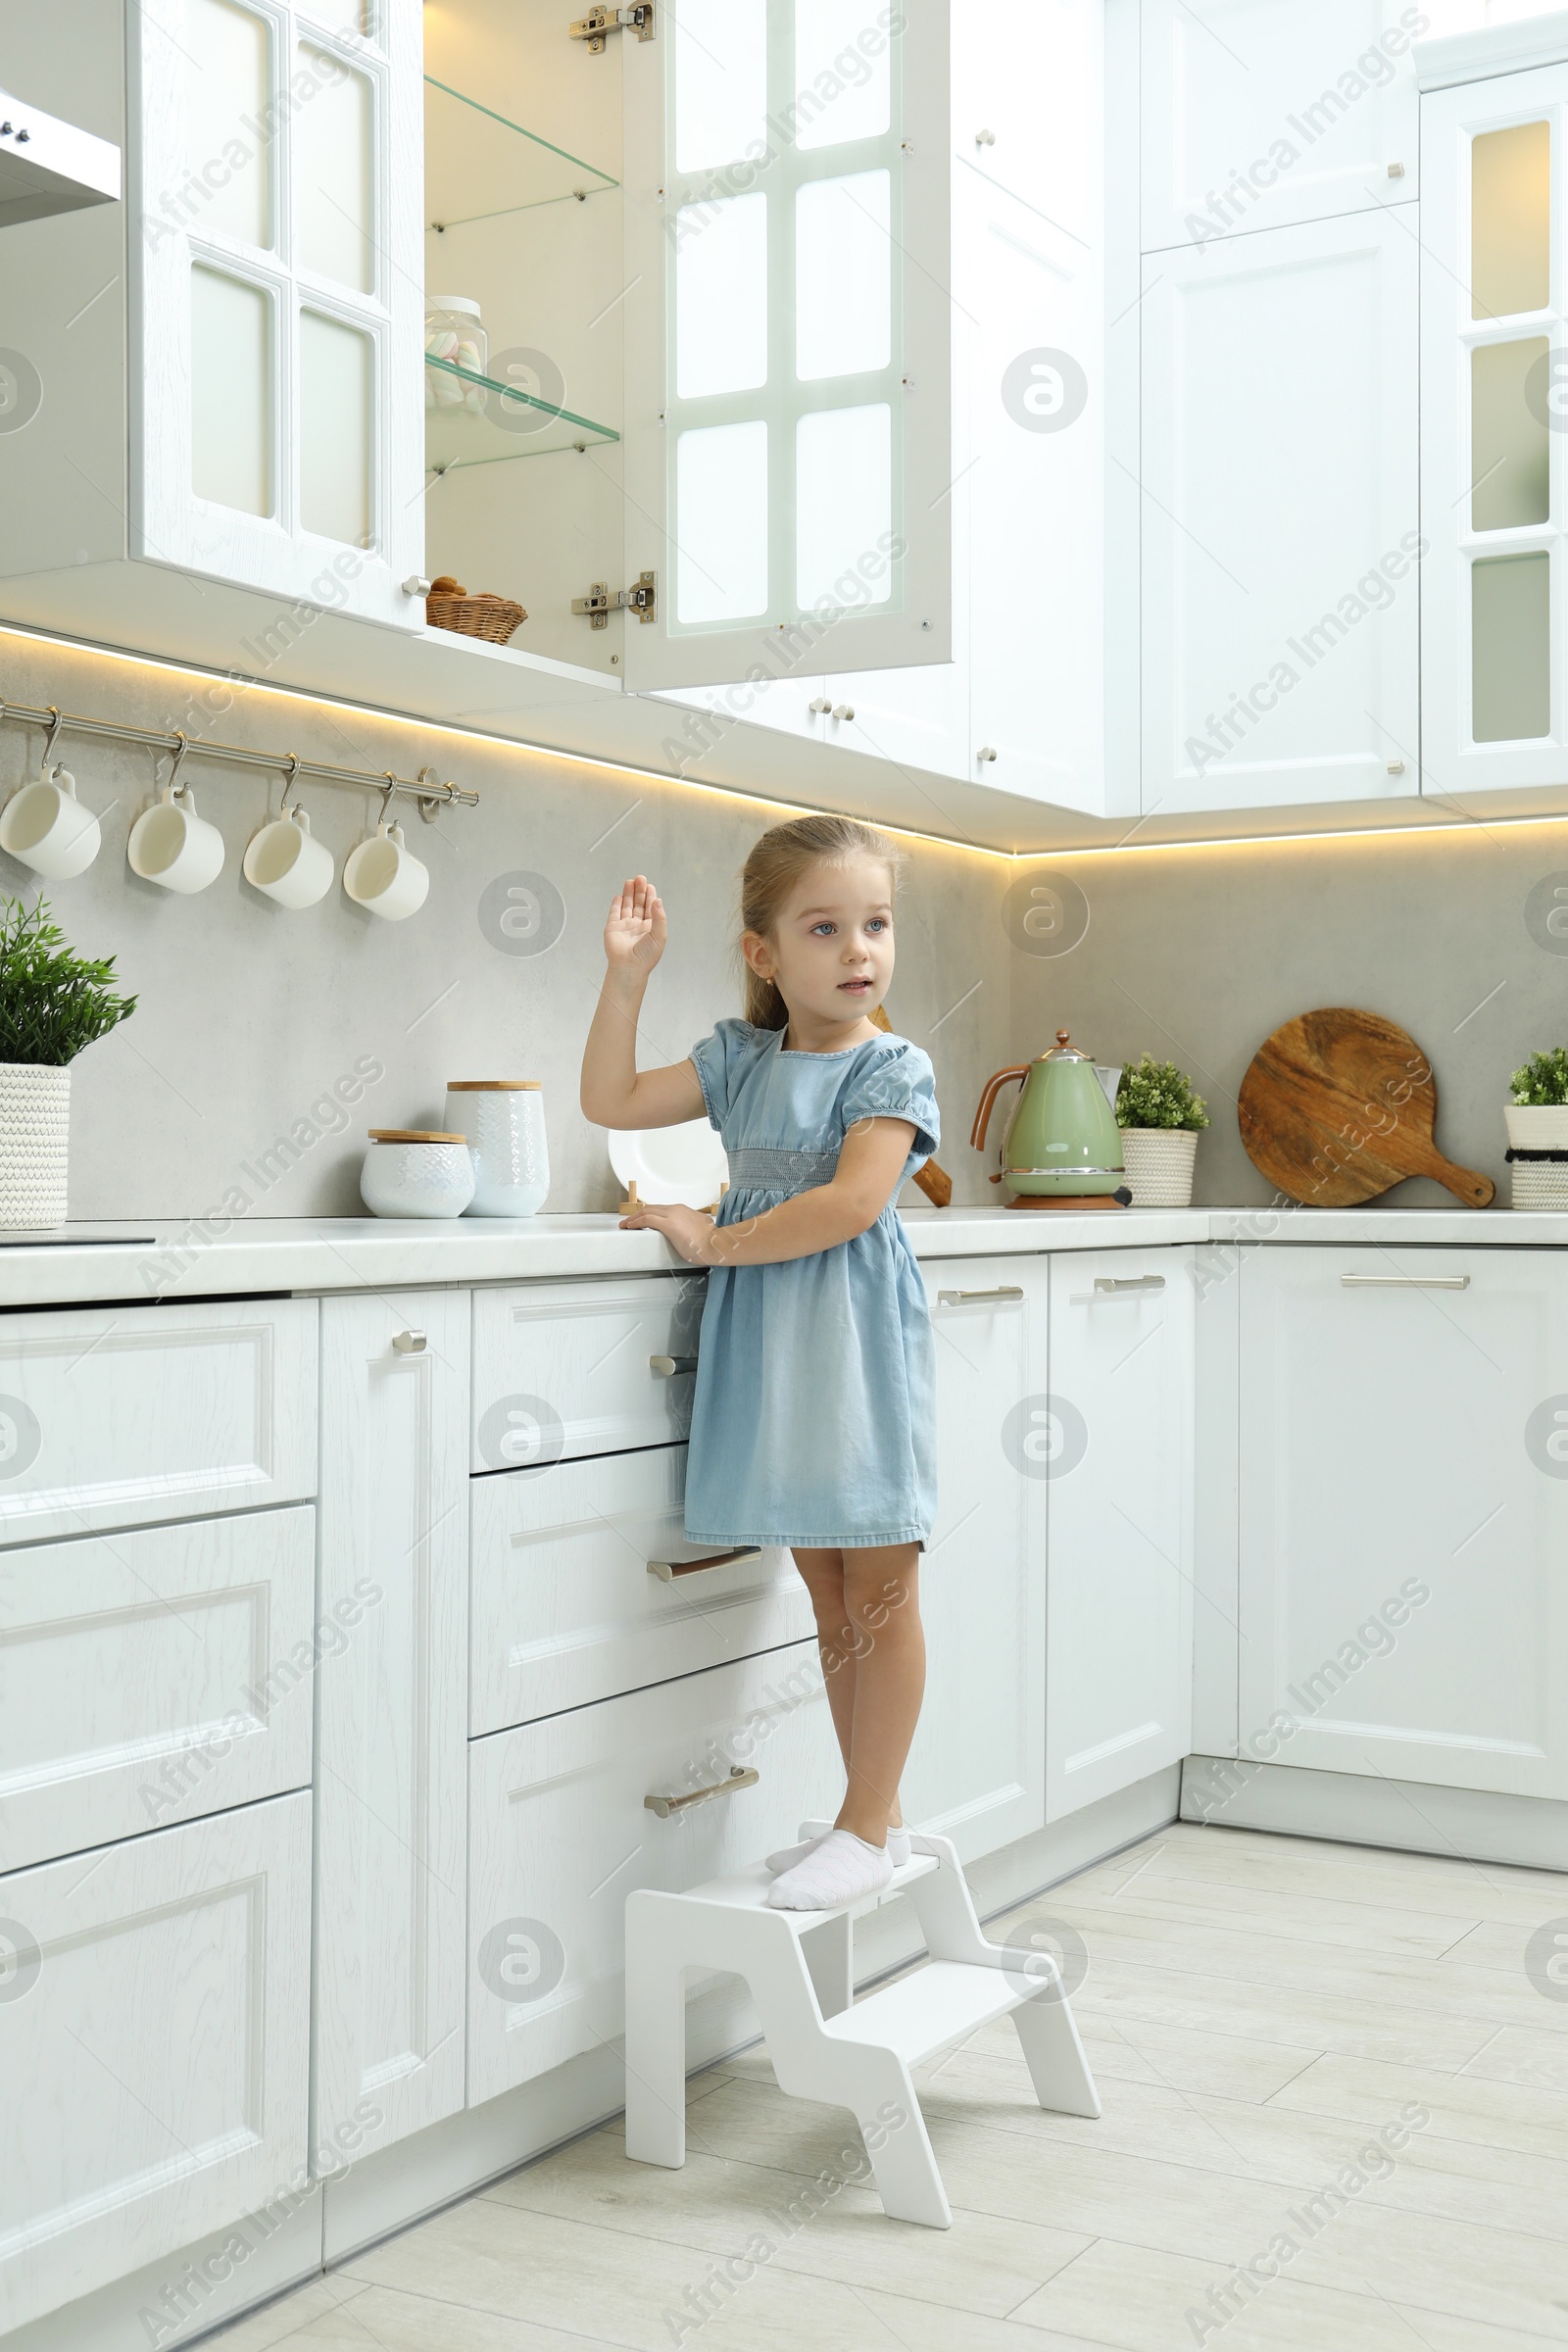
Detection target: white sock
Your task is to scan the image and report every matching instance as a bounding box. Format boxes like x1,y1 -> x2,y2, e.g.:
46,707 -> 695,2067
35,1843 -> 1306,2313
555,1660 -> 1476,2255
766,1828 -> 895,1911
767,1825 -> 911,1875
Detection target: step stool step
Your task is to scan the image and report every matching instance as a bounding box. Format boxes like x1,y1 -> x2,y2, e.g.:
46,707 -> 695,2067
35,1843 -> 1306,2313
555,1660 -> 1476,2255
819,1959 -> 1032,2066
678,1852 -> 938,1919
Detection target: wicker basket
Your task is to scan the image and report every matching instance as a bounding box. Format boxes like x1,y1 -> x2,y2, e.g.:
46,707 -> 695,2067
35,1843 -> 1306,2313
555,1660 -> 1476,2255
425,575 -> 527,645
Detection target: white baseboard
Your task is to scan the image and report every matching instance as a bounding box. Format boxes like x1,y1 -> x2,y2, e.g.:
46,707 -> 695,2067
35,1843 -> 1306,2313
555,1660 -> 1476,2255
24,1769 -> 1182,2352
1182,1754 -> 1568,1871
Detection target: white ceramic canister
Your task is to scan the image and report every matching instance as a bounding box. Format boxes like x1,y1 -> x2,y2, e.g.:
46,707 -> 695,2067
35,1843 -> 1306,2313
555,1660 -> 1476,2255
360,1128 -> 475,1219
0,1060 -> 71,1228
445,1080 -> 549,1216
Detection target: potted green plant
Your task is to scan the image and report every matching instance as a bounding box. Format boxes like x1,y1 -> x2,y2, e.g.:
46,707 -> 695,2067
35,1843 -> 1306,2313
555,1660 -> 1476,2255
1114,1054 -> 1211,1206
1506,1049 -> 1568,1208
0,896 -> 135,1228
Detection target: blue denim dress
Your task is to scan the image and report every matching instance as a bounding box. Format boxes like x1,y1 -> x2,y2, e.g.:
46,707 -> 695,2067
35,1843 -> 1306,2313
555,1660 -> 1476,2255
682,1019 -> 940,1550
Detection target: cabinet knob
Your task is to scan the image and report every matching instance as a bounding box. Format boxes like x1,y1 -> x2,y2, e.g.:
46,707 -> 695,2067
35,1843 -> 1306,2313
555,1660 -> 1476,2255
402,574 -> 433,598
977,745 -> 999,762
392,1330 -> 427,1353
1387,759 -> 1405,774
650,1352 -> 698,1376
808,696 -> 833,713
975,128 -> 996,146
831,703 -> 856,721
1387,161 -> 1405,178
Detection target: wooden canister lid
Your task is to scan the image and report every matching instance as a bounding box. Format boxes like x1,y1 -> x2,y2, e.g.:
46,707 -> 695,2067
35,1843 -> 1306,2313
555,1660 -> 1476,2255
445,1079 -> 542,1091
368,1128 -> 468,1144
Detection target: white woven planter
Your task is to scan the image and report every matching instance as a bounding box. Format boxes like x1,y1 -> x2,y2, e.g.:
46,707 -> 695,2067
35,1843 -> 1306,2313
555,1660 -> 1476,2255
1119,1126 -> 1199,1207
1504,1103 -> 1568,1209
0,1062 -> 71,1229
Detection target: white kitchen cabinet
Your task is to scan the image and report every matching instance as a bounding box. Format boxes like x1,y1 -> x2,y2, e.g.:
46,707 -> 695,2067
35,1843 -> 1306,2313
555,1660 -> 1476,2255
1141,207 -> 1421,816
0,1506 -> 315,1874
905,1260 -> 1046,1858
466,1640 -> 833,2103
314,1291 -> 468,2163
0,1792 -> 312,2336
1420,60 -> 1568,796
0,1298 -> 318,1544
470,1273 -> 704,1471
1240,1248 -> 1568,1799
1139,0 -> 1423,252
1045,1250 -> 1195,1819
469,1444 -> 811,1735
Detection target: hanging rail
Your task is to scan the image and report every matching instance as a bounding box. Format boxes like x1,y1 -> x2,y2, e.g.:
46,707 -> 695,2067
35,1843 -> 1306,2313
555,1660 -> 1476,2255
0,699 -> 480,815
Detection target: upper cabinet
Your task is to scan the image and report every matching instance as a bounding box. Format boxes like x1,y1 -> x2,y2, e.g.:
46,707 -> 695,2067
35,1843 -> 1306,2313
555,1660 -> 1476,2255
121,0 -> 956,687
1421,59 -> 1568,796
1140,0 -> 1423,252
131,0 -> 425,625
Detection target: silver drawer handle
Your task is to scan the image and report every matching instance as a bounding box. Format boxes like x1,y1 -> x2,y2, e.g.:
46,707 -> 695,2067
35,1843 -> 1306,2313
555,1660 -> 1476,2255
392,1330 -> 427,1352
645,1765 -> 760,1818
648,1546 -> 762,1583
1341,1274 -> 1470,1290
1094,1275 -> 1165,1293
650,1353 -> 698,1376
937,1286 -> 1024,1305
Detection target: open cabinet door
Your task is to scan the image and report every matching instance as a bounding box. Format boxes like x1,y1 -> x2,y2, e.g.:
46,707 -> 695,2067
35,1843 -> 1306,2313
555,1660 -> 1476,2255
619,0 -> 952,690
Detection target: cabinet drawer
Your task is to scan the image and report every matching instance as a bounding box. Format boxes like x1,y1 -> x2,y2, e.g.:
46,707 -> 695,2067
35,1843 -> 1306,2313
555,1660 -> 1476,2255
0,1792 -> 312,2335
467,1642 -> 834,2103
469,1446 -> 812,1735
0,1506 -> 315,1874
0,1299 -> 318,1543
470,1275 -> 705,1469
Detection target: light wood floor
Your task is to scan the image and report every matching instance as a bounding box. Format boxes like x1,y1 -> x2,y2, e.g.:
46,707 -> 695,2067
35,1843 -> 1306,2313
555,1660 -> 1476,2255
210,1822 -> 1568,2352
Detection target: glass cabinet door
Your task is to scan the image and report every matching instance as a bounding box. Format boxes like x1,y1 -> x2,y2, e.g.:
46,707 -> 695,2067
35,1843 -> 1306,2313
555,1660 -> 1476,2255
130,0 -> 423,627
618,0 -> 953,688
1422,66 -> 1567,792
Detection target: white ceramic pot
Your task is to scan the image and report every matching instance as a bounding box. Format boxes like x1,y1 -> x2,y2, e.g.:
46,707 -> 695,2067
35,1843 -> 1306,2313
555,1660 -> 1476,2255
0,766 -> 101,880
1119,1126 -> 1199,1207
444,1080 -> 550,1216
360,1128 -> 475,1219
0,1061 -> 71,1228
1503,1102 -> 1568,1207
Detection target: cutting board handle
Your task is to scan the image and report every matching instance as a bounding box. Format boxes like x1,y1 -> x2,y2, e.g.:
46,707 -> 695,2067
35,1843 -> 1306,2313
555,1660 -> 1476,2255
1429,1156 -> 1496,1210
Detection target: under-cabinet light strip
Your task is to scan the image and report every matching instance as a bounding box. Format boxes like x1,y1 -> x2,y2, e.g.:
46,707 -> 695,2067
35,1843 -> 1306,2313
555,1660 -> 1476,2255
0,689 -> 479,811
6,622 -> 1568,864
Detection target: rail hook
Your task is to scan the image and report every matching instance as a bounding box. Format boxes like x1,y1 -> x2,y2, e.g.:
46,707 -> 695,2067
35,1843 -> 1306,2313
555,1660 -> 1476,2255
42,707 -> 66,776
278,754 -> 303,817
164,732 -> 193,801
378,774 -> 399,825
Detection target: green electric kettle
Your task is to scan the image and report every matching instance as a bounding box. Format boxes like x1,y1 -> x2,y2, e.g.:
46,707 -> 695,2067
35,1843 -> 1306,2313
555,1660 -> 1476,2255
970,1031 -> 1130,1208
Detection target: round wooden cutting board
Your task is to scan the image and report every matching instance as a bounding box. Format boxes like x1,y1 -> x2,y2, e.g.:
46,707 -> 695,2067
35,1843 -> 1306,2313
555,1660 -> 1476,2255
1238,1008 -> 1494,1208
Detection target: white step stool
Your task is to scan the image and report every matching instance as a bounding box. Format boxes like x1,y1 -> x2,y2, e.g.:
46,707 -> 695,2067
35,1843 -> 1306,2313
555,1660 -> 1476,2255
624,1826 -> 1101,2229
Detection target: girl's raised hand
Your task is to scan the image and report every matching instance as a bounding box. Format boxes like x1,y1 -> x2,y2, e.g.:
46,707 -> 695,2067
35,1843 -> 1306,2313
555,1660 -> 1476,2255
604,875 -> 666,978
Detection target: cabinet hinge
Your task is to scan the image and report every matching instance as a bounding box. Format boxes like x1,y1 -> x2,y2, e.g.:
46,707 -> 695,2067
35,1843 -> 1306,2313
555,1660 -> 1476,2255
571,571 -> 658,628
569,3 -> 655,51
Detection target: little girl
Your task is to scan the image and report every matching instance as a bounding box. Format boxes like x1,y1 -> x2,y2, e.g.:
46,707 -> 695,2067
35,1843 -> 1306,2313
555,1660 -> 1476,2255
579,813 -> 939,1910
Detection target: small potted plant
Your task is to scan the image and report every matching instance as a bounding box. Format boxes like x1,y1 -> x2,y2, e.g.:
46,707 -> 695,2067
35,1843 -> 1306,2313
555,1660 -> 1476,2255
0,896 -> 135,1228
1115,1054 -> 1210,1206
1505,1048 -> 1568,1208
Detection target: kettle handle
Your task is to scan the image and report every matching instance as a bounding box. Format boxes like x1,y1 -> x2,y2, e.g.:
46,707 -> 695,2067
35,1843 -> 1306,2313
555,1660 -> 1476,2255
970,1065 -> 1030,1153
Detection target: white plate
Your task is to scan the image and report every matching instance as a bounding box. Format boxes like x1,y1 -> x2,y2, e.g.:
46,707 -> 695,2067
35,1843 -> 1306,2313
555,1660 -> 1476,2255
608,1118 -> 728,1206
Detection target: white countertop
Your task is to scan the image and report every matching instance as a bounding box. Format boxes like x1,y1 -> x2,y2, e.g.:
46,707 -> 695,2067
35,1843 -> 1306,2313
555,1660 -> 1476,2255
3,1201 -> 1568,1309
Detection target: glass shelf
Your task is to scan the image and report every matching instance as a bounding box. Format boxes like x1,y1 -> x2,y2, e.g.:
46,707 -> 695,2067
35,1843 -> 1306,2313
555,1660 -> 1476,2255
424,76 -> 618,229
424,355 -> 619,473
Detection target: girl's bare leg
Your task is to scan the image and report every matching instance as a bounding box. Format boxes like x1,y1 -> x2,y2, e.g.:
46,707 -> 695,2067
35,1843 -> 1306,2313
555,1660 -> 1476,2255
791,1543 -> 921,1844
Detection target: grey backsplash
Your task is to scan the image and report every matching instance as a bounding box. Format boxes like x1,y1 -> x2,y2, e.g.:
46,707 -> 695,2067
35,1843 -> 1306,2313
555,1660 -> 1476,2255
1008,825 -> 1568,1207
0,633 -> 1010,1221
11,630 -> 1567,1221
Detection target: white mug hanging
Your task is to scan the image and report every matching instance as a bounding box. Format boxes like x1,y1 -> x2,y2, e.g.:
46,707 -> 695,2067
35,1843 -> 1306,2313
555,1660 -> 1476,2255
127,779 -> 225,895
344,811 -> 428,922
0,763 -> 100,880
244,803 -> 333,909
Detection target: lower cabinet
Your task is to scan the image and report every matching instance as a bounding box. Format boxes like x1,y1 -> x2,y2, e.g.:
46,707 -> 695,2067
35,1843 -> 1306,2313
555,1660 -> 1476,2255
1240,1248 -> 1568,1799
1045,1250 -> 1196,1820
909,1261 -> 1047,1857
466,1642 -> 835,2105
0,1793 -> 312,2336
314,1292 -> 470,2164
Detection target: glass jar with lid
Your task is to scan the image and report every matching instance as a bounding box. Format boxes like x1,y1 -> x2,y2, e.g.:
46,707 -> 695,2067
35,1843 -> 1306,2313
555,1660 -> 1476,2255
425,296 -> 487,413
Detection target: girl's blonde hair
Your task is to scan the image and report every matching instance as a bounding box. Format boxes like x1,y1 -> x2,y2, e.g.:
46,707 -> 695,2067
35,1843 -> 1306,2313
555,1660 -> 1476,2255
739,813 -> 905,1030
